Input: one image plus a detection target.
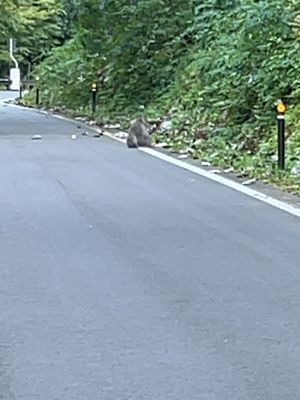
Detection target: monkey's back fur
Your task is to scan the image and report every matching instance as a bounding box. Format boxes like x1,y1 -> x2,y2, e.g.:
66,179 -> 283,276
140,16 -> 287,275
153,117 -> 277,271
127,118 -> 152,148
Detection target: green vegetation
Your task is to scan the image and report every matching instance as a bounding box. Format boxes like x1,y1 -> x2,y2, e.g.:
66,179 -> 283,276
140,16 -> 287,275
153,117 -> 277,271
0,0 -> 71,77
4,0 -> 300,193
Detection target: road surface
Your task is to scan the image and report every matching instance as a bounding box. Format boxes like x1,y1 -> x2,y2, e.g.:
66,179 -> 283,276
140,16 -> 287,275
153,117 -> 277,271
1,91 -> 300,399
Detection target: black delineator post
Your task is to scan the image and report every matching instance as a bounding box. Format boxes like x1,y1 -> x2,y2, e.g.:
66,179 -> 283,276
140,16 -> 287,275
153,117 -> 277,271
36,87 -> 40,106
277,102 -> 286,170
91,82 -> 97,113
19,85 -> 22,100
277,115 -> 285,170
35,77 -> 40,106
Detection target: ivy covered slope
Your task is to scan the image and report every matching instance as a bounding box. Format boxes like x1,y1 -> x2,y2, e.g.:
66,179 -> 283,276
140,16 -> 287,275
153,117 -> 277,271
30,1 -> 300,191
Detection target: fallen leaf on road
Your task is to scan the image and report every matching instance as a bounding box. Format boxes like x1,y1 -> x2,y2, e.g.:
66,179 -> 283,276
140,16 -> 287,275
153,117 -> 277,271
154,142 -> 169,148
105,123 -> 122,129
242,178 -> 257,186
103,131 -> 113,137
115,131 -> 128,139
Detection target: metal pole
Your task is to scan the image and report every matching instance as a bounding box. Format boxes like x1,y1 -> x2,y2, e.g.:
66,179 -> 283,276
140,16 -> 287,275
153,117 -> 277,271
92,92 -> 96,113
91,83 -> 97,113
19,85 -> 22,100
276,102 -> 286,170
277,114 -> 285,170
36,88 -> 40,106
9,38 -> 18,69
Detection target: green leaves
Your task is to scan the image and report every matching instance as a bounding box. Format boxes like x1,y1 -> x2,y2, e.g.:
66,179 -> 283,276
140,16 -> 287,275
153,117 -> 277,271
20,0 -> 300,186
0,0 -> 66,76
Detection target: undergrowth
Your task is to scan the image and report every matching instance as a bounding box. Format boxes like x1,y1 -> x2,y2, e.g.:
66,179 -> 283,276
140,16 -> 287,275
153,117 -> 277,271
23,0 -> 300,195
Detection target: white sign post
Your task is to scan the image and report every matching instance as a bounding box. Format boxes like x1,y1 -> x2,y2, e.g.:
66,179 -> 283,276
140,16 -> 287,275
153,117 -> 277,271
9,38 -> 20,91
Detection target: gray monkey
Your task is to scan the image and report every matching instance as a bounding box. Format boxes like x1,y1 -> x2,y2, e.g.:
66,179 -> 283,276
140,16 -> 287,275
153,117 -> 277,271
126,118 -> 153,148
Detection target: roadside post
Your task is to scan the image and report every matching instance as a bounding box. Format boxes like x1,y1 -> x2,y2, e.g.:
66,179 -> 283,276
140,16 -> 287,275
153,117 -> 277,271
91,82 -> 97,113
19,84 -> 22,100
277,101 -> 286,170
9,38 -> 20,91
35,76 -> 40,106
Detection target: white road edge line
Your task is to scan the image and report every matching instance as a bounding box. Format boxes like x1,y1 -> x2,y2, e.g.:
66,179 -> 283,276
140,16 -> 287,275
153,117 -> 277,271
51,112 -> 300,219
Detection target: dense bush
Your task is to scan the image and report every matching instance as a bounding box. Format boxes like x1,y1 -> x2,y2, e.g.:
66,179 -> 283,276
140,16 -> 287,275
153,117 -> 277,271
25,0 -> 300,189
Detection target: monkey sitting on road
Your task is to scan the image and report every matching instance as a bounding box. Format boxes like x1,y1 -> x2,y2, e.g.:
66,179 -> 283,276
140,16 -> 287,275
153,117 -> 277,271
127,118 -> 153,148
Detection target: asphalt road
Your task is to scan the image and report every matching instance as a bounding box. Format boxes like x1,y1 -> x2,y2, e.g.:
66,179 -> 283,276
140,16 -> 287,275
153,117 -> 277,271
1,91 -> 300,400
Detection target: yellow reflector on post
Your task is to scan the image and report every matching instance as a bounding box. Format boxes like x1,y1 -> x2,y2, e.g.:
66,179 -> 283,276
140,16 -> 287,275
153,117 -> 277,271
277,102 -> 286,114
